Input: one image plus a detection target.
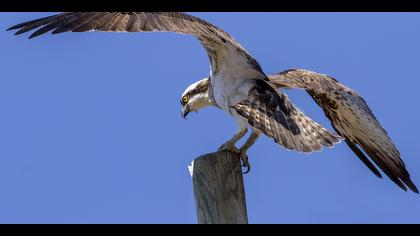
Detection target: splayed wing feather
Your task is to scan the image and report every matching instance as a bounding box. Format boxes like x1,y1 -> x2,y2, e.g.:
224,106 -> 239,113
8,12 -> 264,77
344,140 -> 382,178
269,69 -> 418,193
232,80 -> 341,153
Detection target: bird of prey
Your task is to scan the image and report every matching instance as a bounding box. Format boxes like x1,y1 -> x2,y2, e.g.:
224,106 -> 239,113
8,12 -> 418,193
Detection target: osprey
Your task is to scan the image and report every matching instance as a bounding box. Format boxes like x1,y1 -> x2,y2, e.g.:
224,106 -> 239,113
8,12 -> 418,193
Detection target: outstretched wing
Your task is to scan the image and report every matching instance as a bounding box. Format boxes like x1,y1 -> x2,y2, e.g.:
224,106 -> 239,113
8,12 -> 265,79
269,69 -> 418,193
231,80 -> 342,153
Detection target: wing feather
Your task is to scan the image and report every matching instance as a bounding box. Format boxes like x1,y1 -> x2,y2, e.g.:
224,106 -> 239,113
232,80 -> 341,153
8,12 -> 265,78
269,69 -> 418,193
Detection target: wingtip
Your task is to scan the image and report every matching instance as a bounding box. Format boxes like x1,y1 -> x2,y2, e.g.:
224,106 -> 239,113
373,171 -> 383,179
395,177 -> 418,194
7,25 -> 19,31
7,26 -> 29,37
407,181 -> 419,194
28,32 -> 42,40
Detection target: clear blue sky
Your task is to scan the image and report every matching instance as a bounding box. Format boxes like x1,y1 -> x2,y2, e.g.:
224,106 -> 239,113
1,12 -> 419,224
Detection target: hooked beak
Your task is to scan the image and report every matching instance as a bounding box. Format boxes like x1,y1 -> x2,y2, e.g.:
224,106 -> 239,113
181,105 -> 191,119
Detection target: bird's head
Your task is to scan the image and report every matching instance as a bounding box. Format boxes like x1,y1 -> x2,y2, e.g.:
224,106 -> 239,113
180,77 -> 215,119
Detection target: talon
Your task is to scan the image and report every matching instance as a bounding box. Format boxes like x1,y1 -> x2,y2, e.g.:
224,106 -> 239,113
242,164 -> 251,174
239,152 -> 250,174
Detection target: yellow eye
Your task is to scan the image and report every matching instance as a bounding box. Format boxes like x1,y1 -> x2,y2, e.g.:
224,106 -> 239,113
182,96 -> 189,104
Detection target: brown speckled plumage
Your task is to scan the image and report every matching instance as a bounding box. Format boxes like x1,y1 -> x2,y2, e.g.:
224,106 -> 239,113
269,69 -> 418,193
7,12 -> 264,74
232,80 -> 341,153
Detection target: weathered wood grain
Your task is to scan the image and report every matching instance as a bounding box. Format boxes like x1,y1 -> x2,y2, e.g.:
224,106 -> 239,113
191,150 -> 248,224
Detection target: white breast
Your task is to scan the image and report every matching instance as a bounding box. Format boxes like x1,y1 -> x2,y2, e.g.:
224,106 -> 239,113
209,45 -> 263,116
211,72 -> 254,115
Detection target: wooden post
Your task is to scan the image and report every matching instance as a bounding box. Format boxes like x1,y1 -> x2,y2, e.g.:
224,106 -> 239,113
189,150 -> 248,224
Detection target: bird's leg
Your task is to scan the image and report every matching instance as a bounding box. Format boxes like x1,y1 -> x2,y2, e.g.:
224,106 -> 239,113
218,128 -> 248,152
238,130 -> 260,174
